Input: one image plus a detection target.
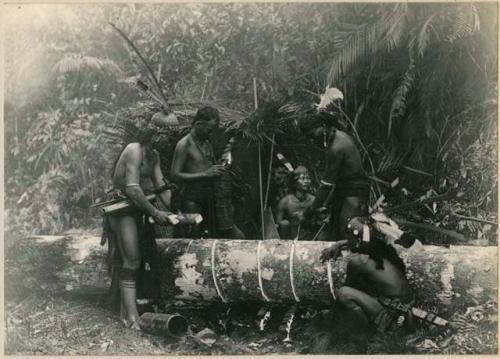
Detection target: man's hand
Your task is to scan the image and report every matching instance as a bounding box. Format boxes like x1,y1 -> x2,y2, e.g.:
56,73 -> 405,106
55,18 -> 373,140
293,211 -> 305,223
204,164 -> 226,178
278,219 -> 291,227
315,207 -> 329,221
320,244 -> 345,263
304,206 -> 329,221
152,210 -> 173,226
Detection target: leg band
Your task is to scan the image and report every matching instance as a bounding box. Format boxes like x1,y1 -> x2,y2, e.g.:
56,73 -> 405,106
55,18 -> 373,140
119,268 -> 138,281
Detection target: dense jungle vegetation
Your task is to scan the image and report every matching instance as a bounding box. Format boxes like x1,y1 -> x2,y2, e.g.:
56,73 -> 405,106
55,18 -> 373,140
4,3 -> 497,242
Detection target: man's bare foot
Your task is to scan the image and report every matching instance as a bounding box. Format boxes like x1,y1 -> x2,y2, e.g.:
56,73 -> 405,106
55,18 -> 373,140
120,306 -> 141,330
121,317 -> 141,330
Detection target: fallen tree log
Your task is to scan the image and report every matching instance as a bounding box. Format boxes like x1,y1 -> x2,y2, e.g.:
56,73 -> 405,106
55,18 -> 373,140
9,235 -> 497,317
155,239 -> 497,315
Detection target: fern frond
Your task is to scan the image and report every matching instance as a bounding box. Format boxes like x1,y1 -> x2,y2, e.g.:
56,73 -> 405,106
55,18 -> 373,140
53,54 -> 122,75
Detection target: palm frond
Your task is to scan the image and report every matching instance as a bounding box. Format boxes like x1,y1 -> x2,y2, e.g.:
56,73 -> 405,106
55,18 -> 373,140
446,4 -> 480,43
383,5 -> 408,51
418,14 -> 436,57
388,61 -> 416,137
376,146 -> 407,174
327,4 -> 408,85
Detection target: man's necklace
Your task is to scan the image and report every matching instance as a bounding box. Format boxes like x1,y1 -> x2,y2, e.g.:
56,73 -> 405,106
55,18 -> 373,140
294,191 -> 308,202
191,131 -> 215,163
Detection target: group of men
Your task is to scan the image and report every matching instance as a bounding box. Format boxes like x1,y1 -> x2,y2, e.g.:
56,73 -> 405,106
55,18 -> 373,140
105,94 -> 414,339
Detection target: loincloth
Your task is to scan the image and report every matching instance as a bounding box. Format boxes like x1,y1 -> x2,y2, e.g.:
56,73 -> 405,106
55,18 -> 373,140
178,180 -> 219,235
333,176 -> 370,201
100,188 -> 143,246
100,188 -> 160,299
179,180 -> 214,203
373,293 -> 415,333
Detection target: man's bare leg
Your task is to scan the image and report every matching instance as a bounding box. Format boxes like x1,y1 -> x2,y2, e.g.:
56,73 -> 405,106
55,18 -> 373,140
115,216 -> 142,330
335,286 -> 384,330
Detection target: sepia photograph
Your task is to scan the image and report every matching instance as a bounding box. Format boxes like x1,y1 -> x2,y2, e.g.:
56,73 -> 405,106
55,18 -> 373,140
3,1 -> 498,355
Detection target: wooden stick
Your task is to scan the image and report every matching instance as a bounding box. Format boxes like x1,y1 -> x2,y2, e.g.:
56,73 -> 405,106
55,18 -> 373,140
402,165 -> 433,177
394,218 -> 466,242
254,77 -> 265,240
157,63 -> 162,82
367,175 -> 392,187
451,213 -> 498,226
258,146 -> 265,240
383,191 -> 457,214
263,133 -> 276,209
109,23 -> 169,109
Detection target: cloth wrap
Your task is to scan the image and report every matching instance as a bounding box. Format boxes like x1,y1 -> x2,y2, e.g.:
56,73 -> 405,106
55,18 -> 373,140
373,293 -> 415,333
177,180 -> 217,237
100,188 -> 161,301
328,175 -> 370,239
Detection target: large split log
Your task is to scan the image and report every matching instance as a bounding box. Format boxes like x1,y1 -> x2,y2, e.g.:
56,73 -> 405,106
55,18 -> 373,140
9,235 -> 497,315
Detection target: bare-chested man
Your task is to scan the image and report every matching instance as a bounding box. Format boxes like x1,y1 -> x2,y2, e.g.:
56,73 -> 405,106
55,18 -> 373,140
171,106 -> 245,238
300,92 -> 369,241
275,166 -> 317,240
320,217 -> 414,334
108,123 -> 173,329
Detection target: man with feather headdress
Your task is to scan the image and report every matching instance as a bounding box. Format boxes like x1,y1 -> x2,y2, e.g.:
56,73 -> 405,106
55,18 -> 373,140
299,87 -> 370,242
106,119 -> 175,330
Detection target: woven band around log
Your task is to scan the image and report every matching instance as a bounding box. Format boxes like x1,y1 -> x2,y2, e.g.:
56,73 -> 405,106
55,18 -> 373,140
289,241 -> 300,302
327,260 -> 336,300
186,239 -> 194,253
211,240 -> 227,303
257,241 -> 271,302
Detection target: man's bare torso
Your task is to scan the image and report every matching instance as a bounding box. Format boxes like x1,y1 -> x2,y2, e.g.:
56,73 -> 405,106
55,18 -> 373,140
351,253 -> 412,297
113,143 -> 156,192
177,133 -> 214,175
281,193 -> 315,222
330,130 -> 365,180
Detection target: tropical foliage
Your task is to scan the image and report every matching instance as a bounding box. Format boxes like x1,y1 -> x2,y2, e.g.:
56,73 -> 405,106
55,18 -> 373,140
4,3 -> 497,241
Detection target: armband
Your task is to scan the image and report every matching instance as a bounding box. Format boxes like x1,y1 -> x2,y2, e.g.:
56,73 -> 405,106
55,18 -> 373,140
125,183 -> 140,187
320,179 -> 334,187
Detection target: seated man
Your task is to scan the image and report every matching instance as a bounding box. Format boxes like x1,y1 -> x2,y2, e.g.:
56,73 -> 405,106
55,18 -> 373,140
105,122 -> 174,330
275,166 -> 318,240
321,217 -> 414,335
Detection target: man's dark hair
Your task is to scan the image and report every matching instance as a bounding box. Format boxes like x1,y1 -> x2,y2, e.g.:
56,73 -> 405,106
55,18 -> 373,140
288,166 -> 310,191
298,111 -> 338,134
359,236 -> 407,273
193,106 -> 220,124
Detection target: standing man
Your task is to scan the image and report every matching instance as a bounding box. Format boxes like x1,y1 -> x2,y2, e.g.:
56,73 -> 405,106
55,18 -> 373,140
106,122 -> 174,330
171,106 -> 245,238
299,89 -> 369,241
275,165 -> 317,240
